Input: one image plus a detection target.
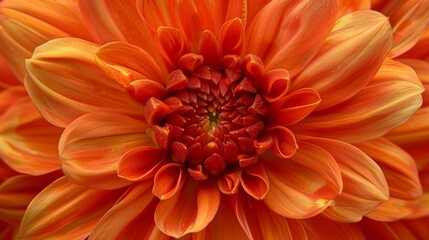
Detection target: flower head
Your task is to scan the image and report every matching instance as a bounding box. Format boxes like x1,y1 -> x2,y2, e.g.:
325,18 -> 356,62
16,0 -> 426,239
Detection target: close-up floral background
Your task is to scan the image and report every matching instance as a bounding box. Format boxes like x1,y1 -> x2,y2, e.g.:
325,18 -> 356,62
0,0 -> 429,239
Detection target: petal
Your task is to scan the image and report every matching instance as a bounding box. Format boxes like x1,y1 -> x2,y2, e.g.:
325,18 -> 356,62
59,112 -> 151,189
245,0 -> 337,76
153,163 -> 187,200
355,138 -> 422,221
359,217 -> 429,240
25,38 -> 145,127
0,0 -> 91,80
295,79 -> 424,143
0,97 -> 62,175
219,18 -> 244,56
398,59 -> 429,106
402,27 -> 429,59
118,147 -> 167,181
269,88 -> 321,126
192,196 -> 249,240
18,177 -> 123,240
336,0 -> 370,17
306,138 -> 389,222
240,161 -> 269,200
79,0 -> 160,59
0,85 -> 27,116
292,10 -> 392,110
0,172 -> 59,224
268,126 -> 298,159
383,0 -> 429,57
235,194 -> 307,240
301,215 -> 365,240
155,179 -> 220,238
95,41 -> 165,85
0,56 -> 20,89
262,142 -> 342,219
90,181 -> 170,240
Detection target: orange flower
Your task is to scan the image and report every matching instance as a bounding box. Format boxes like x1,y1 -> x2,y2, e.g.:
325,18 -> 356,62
18,0 -> 425,239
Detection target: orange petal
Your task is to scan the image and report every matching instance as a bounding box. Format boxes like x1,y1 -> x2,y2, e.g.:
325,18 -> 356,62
295,79 -> 424,143
336,0 -> 371,17
269,88 -> 321,126
118,147 -> 167,181
355,138 -> 422,221
219,18 -> 244,56
235,194 -> 307,240
18,177 -> 123,240
59,112 -> 151,189
126,79 -> 167,105
383,0 -> 429,57
0,85 -> 27,115
25,38 -> 144,127
359,217 -> 429,240
398,59 -> 429,106
245,0 -> 337,76
0,56 -> 20,89
402,27 -> 429,59
95,41 -> 164,85
0,222 -> 16,240
192,196 -> 249,240
293,10 -> 392,110
0,172 -> 59,224
0,0 -> 90,80
155,179 -> 220,238
268,126 -> 298,158
301,215 -> 365,240
240,161 -> 269,200
79,0 -> 161,61
262,145 -> 341,219
90,181 -> 170,240
306,138 -> 389,222
157,26 -> 189,67
0,97 -> 62,175
153,163 -> 186,200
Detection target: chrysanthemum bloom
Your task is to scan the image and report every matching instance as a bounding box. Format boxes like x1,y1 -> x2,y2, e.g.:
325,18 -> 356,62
21,0 -> 425,239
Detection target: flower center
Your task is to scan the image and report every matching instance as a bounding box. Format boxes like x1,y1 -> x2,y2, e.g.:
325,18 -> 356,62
145,54 -> 272,180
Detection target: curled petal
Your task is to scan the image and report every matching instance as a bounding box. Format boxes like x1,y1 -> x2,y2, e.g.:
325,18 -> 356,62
126,79 -> 166,105
295,80 -> 424,143
18,177 -> 123,240
306,138 -> 389,222
219,18 -> 244,56
257,69 -> 290,102
96,42 -> 164,85
155,179 -> 220,238
0,98 -> 62,175
355,138 -> 422,221
245,0 -> 337,76
25,38 -> 144,127
293,10 -> 392,110
59,112 -> 151,189
398,59 -> 429,106
118,147 -> 167,181
218,168 -> 241,195
269,88 -> 320,126
268,126 -> 298,159
157,27 -> 188,67
153,163 -> 186,200
240,161 -> 269,200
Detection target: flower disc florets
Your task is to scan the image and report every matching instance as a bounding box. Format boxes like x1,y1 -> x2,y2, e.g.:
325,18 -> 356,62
145,54 -> 274,180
